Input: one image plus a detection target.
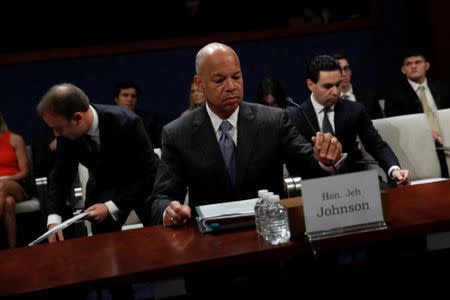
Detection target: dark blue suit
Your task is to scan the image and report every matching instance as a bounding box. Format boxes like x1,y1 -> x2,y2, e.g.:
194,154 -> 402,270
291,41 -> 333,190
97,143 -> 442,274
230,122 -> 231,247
385,78 -> 450,117
48,104 -> 160,230
286,98 -> 399,177
353,85 -> 384,119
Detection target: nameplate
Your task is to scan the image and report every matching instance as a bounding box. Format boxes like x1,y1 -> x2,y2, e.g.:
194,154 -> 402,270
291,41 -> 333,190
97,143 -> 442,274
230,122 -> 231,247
302,170 -> 384,237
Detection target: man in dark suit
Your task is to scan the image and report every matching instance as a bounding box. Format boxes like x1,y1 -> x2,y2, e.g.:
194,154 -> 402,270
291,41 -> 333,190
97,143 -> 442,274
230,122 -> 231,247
384,51 -> 450,144
332,53 -> 384,119
149,43 -> 344,227
286,55 -> 410,186
114,80 -> 163,148
37,83 -> 160,241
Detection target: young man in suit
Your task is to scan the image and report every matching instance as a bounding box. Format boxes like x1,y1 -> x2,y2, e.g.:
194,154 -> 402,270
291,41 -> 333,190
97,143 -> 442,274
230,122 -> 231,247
384,51 -> 450,145
114,80 -> 163,148
37,83 -> 160,241
332,53 -> 384,119
149,43 -> 344,228
286,54 -> 410,187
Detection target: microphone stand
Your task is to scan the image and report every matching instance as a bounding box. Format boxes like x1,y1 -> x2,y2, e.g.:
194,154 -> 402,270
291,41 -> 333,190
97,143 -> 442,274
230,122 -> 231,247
287,98 -> 339,174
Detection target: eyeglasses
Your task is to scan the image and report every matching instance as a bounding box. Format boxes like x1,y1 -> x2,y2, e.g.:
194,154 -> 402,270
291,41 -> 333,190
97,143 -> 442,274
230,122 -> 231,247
341,66 -> 351,73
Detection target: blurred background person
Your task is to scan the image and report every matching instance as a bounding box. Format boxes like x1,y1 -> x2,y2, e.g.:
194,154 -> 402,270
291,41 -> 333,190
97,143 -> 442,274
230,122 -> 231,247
114,80 -> 162,148
332,53 -> 384,119
384,51 -> 450,144
181,78 -> 206,117
255,76 -> 288,108
0,113 -> 30,248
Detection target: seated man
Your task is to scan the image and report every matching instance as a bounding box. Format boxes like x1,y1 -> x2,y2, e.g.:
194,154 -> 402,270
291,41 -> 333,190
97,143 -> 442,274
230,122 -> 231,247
114,80 -> 163,148
286,54 -> 410,187
148,43 -> 344,228
384,51 -> 450,144
332,53 -> 384,119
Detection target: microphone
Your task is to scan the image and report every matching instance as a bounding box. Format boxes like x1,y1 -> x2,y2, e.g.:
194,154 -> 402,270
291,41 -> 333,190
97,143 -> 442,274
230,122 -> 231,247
286,97 -> 339,174
286,97 -> 317,135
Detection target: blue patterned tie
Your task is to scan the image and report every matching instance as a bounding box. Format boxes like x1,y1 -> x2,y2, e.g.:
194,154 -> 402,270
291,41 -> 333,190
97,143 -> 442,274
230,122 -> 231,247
219,121 -> 236,186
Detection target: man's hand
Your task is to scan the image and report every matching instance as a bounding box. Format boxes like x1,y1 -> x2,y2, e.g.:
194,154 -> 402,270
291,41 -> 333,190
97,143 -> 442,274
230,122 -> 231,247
311,132 -> 342,165
49,138 -> 57,152
392,169 -> 411,186
47,223 -> 64,243
163,201 -> 191,227
85,203 -> 110,222
432,130 -> 443,146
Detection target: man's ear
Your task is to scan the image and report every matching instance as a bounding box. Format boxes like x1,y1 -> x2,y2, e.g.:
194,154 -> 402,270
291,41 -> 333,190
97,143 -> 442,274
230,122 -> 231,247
424,61 -> 430,72
401,66 -> 406,75
194,75 -> 204,93
72,112 -> 83,122
306,79 -> 315,92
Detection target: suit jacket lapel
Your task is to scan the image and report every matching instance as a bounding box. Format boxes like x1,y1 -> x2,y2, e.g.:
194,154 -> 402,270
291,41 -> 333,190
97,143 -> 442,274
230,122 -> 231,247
301,100 -> 320,137
235,103 -> 258,191
333,100 -> 345,138
402,79 -> 422,111
429,81 -> 442,109
192,106 -> 231,186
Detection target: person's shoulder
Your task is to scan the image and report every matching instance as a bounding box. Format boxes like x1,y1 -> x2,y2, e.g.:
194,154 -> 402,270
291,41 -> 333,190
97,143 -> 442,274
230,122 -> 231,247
165,105 -> 203,132
339,98 -> 365,112
244,101 -> 284,116
9,131 -> 25,147
241,102 -> 288,127
354,85 -> 376,98
95,104 -> 139,121
285,104 -> 298,115
429,78 -> 450,90
388,77 -> 412,94
135,108 -> 159,119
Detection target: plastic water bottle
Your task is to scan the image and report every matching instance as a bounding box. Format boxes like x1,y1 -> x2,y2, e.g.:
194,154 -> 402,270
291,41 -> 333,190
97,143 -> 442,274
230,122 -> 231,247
264,195 -> 291,245
254,189 -> 269,236
259,192 -> 275,240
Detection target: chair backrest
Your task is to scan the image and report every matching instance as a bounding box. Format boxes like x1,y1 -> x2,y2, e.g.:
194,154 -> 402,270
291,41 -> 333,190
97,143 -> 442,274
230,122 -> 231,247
15,146 -> 41,214
70,164 -> 89,210
362,113 -> 445,184
437,108 -> 450,172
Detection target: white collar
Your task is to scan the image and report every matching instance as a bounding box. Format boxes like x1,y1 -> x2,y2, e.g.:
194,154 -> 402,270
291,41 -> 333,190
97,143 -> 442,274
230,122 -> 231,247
341,84 -> 354,97
310,94 -> 335,114
408,78 -> 429,92
206,102 -> 239,133
86,105 -> 99,137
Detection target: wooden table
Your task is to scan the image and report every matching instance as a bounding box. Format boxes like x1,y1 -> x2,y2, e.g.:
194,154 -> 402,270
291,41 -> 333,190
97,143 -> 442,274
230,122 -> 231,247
0,220 -> 303,298
2,180 -> 450,298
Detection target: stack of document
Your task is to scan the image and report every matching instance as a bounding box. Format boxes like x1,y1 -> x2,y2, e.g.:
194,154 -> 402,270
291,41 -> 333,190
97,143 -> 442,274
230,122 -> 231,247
195,198 -> 258,233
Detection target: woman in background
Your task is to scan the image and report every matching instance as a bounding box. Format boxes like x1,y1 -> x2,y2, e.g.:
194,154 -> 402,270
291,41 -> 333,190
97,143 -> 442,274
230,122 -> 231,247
0,113 -> 29,248
255,76 -> 288,108
181,79 -> 206,117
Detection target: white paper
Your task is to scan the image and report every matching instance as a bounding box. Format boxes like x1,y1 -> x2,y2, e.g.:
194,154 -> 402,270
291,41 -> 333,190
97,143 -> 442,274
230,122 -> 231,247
28,212 -> 89,246
196,198 -> 258,219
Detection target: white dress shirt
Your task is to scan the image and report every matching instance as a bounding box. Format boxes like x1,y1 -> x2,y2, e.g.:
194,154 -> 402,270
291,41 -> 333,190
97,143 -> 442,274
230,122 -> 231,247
408,78 -> 437,112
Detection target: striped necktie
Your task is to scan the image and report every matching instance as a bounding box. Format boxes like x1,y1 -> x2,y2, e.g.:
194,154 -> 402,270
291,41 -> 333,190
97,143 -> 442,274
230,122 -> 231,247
418,85 -> 440,134
322,106 -> 334,135
219,121 -> 236,186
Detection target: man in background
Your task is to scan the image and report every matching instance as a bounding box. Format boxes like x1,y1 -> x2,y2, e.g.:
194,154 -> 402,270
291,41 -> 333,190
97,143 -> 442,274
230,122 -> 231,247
114,80 -> 163,147
332,53 -> 383,119
384,51 -> 450,144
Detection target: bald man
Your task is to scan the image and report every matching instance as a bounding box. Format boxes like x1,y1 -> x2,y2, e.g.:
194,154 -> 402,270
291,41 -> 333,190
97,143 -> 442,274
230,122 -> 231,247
149,42 -> 344,227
